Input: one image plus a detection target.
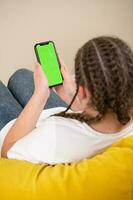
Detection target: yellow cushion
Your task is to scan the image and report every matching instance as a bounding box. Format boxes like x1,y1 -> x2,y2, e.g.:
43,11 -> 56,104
0,136 -> 133,200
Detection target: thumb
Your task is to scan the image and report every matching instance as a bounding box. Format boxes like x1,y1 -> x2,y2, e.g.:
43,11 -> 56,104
34,62 -> 45,76
51,87 -> 57,94
35,61 -> 40,68
52,86 -> 62,94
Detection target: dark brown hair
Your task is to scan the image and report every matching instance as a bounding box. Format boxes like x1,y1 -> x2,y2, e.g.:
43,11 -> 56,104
51,36 -> 133,125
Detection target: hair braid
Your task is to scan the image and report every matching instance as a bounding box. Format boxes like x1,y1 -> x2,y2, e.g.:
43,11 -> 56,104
103,37 -> 130,123
112,37 -> 133,106
51,47 -> 103,124
106,38 -> 130,124
82,40 -> 108,114
50,36 -> 133,126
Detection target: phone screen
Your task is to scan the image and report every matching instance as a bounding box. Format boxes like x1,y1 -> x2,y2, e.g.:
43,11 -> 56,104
34,41 -> 63,87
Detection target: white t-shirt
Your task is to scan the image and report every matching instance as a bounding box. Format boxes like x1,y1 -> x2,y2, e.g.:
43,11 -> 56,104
0,107 -> 133,164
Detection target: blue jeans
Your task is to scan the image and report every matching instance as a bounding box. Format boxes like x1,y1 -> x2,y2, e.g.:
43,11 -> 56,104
0,68 -> 68,130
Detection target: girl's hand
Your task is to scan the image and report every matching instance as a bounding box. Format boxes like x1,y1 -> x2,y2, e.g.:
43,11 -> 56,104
52,56 -> 76,100
34,62 -> 50,99
52,56 -> 81,111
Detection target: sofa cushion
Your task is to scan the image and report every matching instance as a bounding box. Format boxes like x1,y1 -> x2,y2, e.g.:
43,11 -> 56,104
0,136 -> 133,200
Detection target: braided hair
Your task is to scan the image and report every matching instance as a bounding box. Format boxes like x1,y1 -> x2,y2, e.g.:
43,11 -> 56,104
51,36 -> 133,125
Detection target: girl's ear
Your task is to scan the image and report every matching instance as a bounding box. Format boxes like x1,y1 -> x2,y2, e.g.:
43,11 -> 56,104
78,85 -> 91,100
78,86 -> 92,110
78,85 -> 87,100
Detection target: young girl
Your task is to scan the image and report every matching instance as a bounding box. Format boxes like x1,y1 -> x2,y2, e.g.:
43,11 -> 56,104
0,36 -> 133,164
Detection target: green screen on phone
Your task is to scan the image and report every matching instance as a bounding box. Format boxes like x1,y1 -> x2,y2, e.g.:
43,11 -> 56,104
35,41 -> 63,87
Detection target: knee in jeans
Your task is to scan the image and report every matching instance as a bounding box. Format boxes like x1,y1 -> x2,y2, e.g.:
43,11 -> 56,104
0,80 -> 6,88
7,68 -> 33,89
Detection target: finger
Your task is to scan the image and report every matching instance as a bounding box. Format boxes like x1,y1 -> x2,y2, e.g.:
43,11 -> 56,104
35,62 -> 44,73
58,54 -> 64,65
34,62 -> 48,80
58,54 -> 67,69
35,62 -> 43,71
51,87 -> 57,94
58,59 -> 68,75
35,61 -> 39,66
34,62 -> 39,72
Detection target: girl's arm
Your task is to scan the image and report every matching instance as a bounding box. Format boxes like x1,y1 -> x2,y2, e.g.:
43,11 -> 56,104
1,63 -> 50,158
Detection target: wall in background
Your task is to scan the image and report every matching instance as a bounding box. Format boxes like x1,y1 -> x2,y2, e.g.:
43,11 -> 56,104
0,0 -> 133,84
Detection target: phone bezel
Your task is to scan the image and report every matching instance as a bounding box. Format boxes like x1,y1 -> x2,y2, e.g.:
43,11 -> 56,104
34,41 -> 64,88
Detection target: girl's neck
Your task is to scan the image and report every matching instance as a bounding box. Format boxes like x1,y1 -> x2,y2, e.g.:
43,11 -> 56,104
85,108 -> 132,134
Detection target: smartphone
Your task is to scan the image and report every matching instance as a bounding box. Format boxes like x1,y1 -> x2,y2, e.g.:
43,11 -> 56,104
34,41 -> 63,87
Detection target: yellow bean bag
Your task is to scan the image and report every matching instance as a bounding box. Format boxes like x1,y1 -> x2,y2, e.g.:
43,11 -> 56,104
0,136 -> 133,200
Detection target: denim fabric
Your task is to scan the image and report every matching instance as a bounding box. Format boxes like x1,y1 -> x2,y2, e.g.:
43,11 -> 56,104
0,80 -> 23,130
0,68 -> 68,130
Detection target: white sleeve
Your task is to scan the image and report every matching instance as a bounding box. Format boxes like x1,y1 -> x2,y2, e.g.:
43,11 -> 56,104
7,117 -> 56,164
